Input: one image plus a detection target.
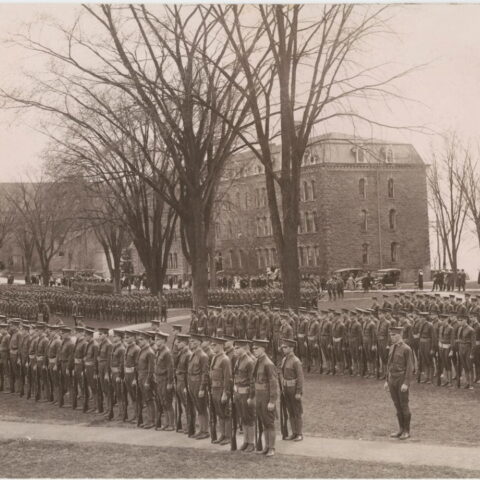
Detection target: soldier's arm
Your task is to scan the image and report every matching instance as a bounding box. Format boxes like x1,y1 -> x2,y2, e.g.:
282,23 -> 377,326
295,359 -> 304,395
147,351 -> 155,384
223,357 -> 232,397
200,354 -> 209,392
106,343 -> 113,370
166,351 -> 174,385
404,347 -> 414,387
266,362 -> 278,404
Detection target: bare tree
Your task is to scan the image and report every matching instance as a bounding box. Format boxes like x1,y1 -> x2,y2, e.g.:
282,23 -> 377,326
0,191 -> 15,251
428,135 -> 468,285
211,5 -> 418,307
6,177 -> 82,285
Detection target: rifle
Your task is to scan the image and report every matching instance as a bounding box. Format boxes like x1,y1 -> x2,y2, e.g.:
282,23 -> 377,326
208,385 -> 217,443
277,375 -> 289,440
230,371 -> 237,451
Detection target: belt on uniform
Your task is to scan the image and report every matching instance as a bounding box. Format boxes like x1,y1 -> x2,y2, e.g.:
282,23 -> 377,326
235,386 -> 249,394
307,336 -> 316,341
283,379 -> 297,387
211,380 -> 222,387
84,361 -> 94,366
111,367 -> 119,373
36,356 -> 45,360
440,343 -> 451,349
125,367 -> 135,373
297,334 -> 305,338
74,359 -> 83,365
28,355 -> 35,359
412,334 -> 420,339
255,383 -> 267,391
48,358 -> 56,365
333,337 -> 342,343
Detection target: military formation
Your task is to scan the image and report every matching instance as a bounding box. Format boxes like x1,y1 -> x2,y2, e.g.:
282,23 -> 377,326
0,316 -> 305,458
0,286 -> 165,324
188,291 -> 480,390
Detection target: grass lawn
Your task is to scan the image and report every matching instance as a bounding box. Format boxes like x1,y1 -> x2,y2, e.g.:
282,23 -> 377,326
0,439 -> 478,478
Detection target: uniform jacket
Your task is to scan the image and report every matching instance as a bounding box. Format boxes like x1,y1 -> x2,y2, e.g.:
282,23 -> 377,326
280,352 -> 304,395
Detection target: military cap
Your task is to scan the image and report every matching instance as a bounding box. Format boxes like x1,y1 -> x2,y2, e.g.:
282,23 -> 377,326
341,308 -> 349,313
382,294 -> 389,298
434,294 -> 440,297
210,336 -> 227,345
49,325 -> 59,330
75,325 -> 85,332
223,334 -> 236,340
333,311 -> 341,316
280,338 -> 297,348
84,327 -> 95,335
97,327 -> 110,334
252,338 -> 269,348
75,315 -> 84,319
449,295 -> 455,298
151,320 -> 161,325
140,330 -> 155,339
36,322 -> 47,330
355,308 -> 365,313
456,297 -> 463,301
0,315 -> 6,320
175,333 -> 191,342
472,297 -> 478,301
390,327 -> 403,335
465,293 -> 471,297
10,319 -> 21,325
458,314 -> 469,319
320,309 -> 330,314
59,326 -> 72,333
273,307 -> 281,311
0,323 -> 8,328
328,308 -> 336,313
371,297 -> 377,300
234,339 -> 251,347
155,331 -> 169,340
172,324 -> 183,332
113,329 -> 125,337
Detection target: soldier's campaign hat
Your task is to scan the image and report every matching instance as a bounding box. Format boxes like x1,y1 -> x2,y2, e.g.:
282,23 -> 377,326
175,333 -> 191,342
456,297 -> 463,301
273,307 -> 281,311
252,338 -> 269,349
113,329 -> 125,338
36,322 -> 47,330
449,295 -> 455,298
49,325 -> 60,330
210,336 -> 227,345
151,319 -> 161,325
223,334 -> 236,341
0,323 -> 8,328
333,311 -> 341,316
60,326 -> 72,333
472,297 -> 478,301
390,327 -> 403,335
155,331 -> 169,340
341,308 -> 349,313
280,338 -> 297,348
382,294 -> 389,298
434,294 -> 440,297
172,324 -> 183,332
234,339 -> 251,347
84,327 -> 95,335
371,296 -> 377,300
75,325 -> 85,332
140,330 -> 155,339
0,315 -> 6,320
10,319 -> 21,325
97,327 -> 110,334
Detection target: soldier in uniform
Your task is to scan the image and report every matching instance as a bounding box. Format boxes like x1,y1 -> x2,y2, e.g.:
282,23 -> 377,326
279,338 -> 304,441
250,338 -> 278,457
136,331 -> 156,429
97,327 -> 113,416
72,326 -> 87,410
306,312 -> 320,373
457,315 -> 476,389
187,334 -> 210,439
153,331 -> 175,431
57,326 -> 74,407
209,337 -> 232,446
233,339 -> 255,452
348,311 -> 363,376
385,326 -> 414,440
438,314 -> 454,387
46,325 -> 62,403
123,330 -> 141,423
332,313 -> 346,375
377,313 -> 390,380
418,313 -> 435,384
111,330 -> 126,420
175,333 -> 192,435
362,312 -> 377,378
0,322 -> 10,391
8,319 -> 21,393
83,327 -> 100,413
18,321 -> 31,397
35,323 -> 50,402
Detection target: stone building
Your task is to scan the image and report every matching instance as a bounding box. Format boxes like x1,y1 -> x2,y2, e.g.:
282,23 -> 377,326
211,133 -> 430,283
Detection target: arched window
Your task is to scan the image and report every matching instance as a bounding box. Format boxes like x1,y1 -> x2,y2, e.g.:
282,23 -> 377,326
389,209 -> 396,230
314,246 -> 321,266
227,220 -> 233,238
310,180 -> 316,200
312,211 -> 319,232
262,187 -> 267,206
271,248 -> 277,266
308,246 -> 315,266
305,212 -> 313,233
362,243 -> 369,264
173,253 -> 178,269
388,178 -> 394,198
228,250 -> 234,269
391,242 -> 399,263
359,178 -> 366,199
298,211 -> 304,234
361,210 -> 368,232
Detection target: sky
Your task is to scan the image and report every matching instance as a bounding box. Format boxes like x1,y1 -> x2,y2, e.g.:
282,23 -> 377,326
0,3 -> 480,277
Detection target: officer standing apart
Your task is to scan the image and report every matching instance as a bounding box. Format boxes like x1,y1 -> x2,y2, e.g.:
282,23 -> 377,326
384,326 -> 414,440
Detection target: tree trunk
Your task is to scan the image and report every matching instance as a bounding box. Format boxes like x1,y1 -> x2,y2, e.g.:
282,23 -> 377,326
24,257 -> 31,283
279,218 -> 300,308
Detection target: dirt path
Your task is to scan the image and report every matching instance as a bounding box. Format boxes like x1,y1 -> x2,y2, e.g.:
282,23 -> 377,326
0,419 -> 479,471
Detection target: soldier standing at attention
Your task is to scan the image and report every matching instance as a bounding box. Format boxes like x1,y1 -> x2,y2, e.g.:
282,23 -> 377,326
175,334 -> 192,435
280,338 -> 304,441
83,327 -> 99,413
123,330 -> 141,423
385,326 -> 414,440
233,339 -> 255,452
97,328 -> 113,416
250,338 -> 278,457
187,334 -> 210,439
209,337 -> 232,446
111,330 -> 126,420
136,331 -> 156,429
153,331 -> 175,431
0,322 -> 10,392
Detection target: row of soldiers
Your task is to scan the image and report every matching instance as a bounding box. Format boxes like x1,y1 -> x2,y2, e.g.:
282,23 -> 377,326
0,317 -> 305,458
187,291 -> 480,389
0,286 -> 165,325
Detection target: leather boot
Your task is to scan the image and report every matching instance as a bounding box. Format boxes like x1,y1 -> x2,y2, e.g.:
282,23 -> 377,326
220,420 -> 231,445
213,418 -> 224,444
390,413 -> 403,438
294,418 -> 303,441
399,414 -> 410,440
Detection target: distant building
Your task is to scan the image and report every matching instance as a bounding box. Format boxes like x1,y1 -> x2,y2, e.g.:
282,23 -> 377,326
209,133 -> 430,282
